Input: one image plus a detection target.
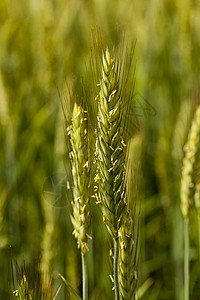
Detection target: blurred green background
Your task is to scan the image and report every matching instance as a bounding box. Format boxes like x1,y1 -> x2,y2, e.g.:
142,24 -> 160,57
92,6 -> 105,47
1,0 -> 200,299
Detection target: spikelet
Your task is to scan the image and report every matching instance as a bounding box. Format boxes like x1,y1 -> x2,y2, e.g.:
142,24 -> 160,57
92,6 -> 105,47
95,48 -> 127,239
68,103 -> 91,254
118,214 -> 137,300
180,105 -> 200,219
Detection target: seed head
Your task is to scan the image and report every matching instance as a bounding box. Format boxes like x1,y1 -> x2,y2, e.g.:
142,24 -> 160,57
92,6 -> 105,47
180,105 -> 200,219
69,103 -> 91,254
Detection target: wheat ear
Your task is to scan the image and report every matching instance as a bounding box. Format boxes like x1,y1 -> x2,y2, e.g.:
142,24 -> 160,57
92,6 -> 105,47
95,48 -> 128,300
193,106 -> 200,258
180,105 -> 200,219
194,182 -> 200,258
180,104 -> 200,300
68,103 -> 91,300
95,48 -> 127,238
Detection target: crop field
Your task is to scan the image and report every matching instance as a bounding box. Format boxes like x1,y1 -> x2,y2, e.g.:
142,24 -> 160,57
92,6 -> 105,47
0,0 -> 200,299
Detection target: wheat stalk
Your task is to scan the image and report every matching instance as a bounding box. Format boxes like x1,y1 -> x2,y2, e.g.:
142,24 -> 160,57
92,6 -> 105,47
95,47 -> 130,300
67,102 -> 91,300
180,104 -> 200,300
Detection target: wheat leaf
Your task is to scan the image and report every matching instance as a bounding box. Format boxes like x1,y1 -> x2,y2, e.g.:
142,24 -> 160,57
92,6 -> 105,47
58,273 -> 82,300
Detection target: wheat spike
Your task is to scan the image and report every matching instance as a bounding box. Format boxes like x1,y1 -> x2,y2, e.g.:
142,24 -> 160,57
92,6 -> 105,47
95,48 -> 127,239
68,103 -> 91,254
180,105 -> 200,219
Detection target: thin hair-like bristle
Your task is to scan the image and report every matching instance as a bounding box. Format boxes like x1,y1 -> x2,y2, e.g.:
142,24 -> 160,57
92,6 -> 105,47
10,257 -> 58,300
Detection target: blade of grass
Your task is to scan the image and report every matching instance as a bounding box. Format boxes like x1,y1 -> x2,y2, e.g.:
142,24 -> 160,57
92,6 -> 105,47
135,278 -> 154,299
58,273 -> 82,300
53,284 -> 63,300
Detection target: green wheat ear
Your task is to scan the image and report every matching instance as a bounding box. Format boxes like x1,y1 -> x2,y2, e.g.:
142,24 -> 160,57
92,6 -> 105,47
180,105 -> 200,219
119,214 -> 138,300
193,106 -> 200,215
180,104 -> 200,300
193,107 -> 200,258
68,103 -> 91,254
95,48 -> 127,239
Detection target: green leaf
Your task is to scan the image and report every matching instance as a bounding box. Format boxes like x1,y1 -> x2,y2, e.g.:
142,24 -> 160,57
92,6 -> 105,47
53,284 -> 63,300
58,273 -> 82,300
135,278 -> 154,299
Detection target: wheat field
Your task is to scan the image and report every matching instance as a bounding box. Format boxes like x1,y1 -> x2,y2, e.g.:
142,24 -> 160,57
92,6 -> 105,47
0,0 -> 200,299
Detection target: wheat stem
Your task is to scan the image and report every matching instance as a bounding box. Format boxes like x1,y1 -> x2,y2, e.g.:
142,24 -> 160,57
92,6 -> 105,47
95,47 -> 126,299
81,253 -> 88,300
95,45 -> 135,299
114,238 -> 120,300
180,104 -> 200,300
65,102 -> 91,300
184,218 -> 189,300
